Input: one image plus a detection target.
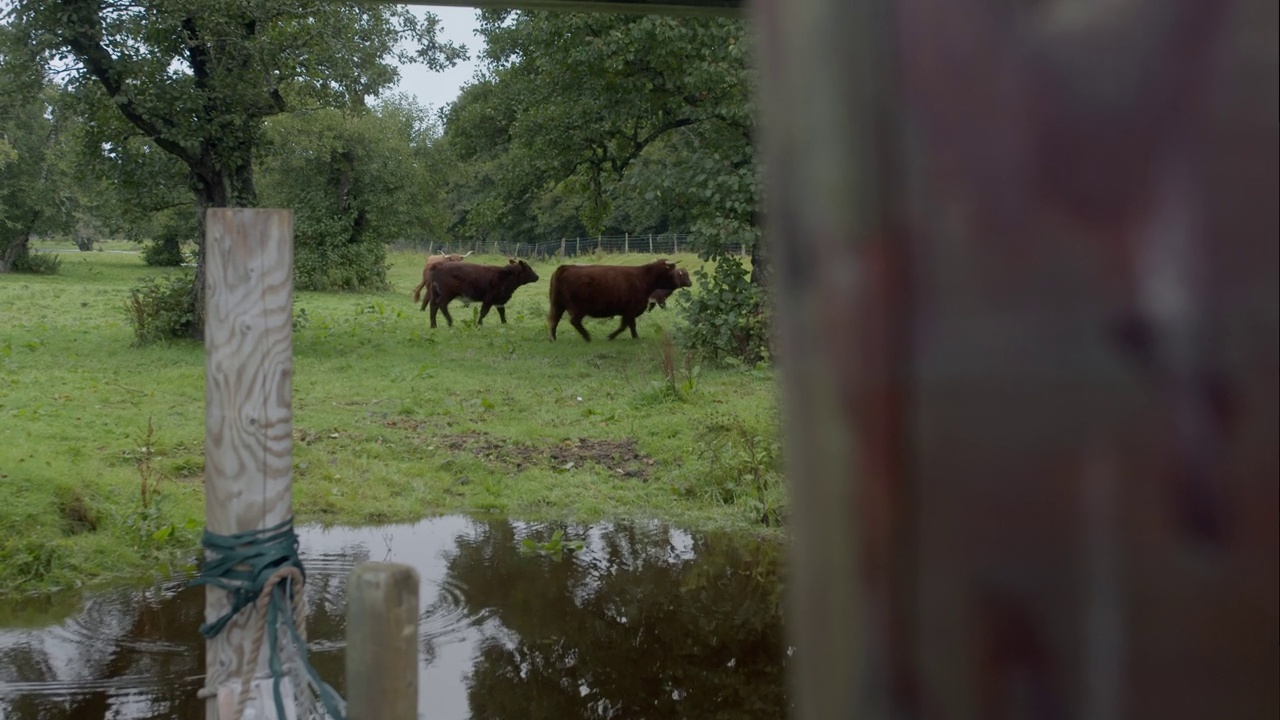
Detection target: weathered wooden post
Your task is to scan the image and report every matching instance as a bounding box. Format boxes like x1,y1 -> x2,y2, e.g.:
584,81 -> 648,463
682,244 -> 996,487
624,231 -> 629,253
648,233 -> 654,253
346,563 -> 420,720
755,0 -> 1279,719
561,237 -> 566,256
576,237 -> 581,255
202,208 -> 297,720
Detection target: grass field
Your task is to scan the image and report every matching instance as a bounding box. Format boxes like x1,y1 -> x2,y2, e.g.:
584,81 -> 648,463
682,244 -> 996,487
0,242 -> 783,595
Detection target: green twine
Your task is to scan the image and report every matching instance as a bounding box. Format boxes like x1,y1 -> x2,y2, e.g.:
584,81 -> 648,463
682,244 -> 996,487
191,516 -> 347,719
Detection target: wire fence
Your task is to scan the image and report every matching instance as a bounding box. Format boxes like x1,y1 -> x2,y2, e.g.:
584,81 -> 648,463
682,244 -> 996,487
396,233 -> 750,259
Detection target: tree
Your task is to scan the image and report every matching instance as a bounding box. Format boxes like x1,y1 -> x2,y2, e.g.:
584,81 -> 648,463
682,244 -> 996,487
437,10 -> 768,361
257,95 -> 452,290
7,0 -> 465,334
0,25 -> 75,273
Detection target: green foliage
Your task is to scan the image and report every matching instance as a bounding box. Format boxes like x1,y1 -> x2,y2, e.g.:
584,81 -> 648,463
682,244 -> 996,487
436,11 -> 754,247
1,27 -> 78,273
9,0 -> 466,329
677,259 -> 770,366
259,101 -> 446,290
141,236 -> 188,267
433,10 -> 769,363
687,411 -> 785,527
518,528 -> 585,560
125,273 -> 198,345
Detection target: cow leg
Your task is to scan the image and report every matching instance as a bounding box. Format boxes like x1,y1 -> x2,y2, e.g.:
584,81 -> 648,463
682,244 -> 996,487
477,301 -> 493,326
429,297 -> 439,328
607,318 -> 630,341
628,316 -> 639,339
548,305 -> 566,341
647,301 -> 656,313
420,285 -> 432,312
569,311 -> 592,342
496,305 -> 508,324
438,300 -> 454,328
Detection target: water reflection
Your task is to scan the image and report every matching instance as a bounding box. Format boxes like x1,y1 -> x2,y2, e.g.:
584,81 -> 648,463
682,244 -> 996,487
0,515 -> 790,719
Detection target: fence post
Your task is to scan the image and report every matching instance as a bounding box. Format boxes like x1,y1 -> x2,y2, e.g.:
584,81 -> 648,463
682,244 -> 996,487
624,232 -> 629,253
346,563 -> 420,720
576,237 -> 581,256
674,235 -> 679,254
597,234 -> 602,253
649,234 -> 654,254
202,208 -> 296,720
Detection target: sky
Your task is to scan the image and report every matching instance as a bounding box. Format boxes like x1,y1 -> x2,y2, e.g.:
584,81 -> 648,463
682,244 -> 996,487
388,5 -> 486,113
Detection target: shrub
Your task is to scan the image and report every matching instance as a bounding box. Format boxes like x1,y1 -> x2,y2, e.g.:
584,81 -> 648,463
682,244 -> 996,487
125,272 -> 197,345
687,410 -> 786,527
675,258 -> 769,366
142,235 -> 187,267
1,236 -> 62,274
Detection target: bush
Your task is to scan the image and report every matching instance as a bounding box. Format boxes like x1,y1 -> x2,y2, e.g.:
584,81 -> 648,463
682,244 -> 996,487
125,273 -> 197,345
687,410 -> 786,527
17,250 -> 62,275
142,235 -> 187,267
294,229 -> 391,292
0,236 -> 62,275
675,258 -> 769,366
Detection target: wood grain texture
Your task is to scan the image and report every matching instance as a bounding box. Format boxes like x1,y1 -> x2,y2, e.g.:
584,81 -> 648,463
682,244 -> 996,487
203,208 -> 296,720
753,0 -> 1278,718
345,563 -> 421,720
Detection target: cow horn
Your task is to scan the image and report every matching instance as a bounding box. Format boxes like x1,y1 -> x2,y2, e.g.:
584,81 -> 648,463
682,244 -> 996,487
463,250 -> 473,257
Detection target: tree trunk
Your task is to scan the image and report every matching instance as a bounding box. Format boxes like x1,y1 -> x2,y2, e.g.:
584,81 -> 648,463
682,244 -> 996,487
749,210 -> 769,290
0,233 -> 32,273
188,151 -> 258,339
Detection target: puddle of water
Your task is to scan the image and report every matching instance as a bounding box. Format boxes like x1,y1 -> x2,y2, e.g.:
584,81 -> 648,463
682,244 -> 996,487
0,515 -> 791,719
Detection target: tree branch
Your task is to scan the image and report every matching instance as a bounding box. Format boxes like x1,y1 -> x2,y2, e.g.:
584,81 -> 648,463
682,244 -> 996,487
56,0 -> 196,167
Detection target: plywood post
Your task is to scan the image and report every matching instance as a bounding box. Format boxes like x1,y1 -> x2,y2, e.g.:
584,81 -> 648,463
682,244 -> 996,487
346,563 -> 420,720
203,208 -> 296,720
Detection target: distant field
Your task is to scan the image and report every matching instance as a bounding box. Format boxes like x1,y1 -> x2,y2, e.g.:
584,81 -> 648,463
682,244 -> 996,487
0,245 -> 782,594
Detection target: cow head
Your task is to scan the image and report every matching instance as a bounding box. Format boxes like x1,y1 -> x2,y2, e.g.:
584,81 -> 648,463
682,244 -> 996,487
653,259 -> 687,290
506,259 -> 539,285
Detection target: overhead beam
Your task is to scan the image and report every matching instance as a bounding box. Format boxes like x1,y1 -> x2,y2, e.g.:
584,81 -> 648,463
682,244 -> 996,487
392,0 -> 744,17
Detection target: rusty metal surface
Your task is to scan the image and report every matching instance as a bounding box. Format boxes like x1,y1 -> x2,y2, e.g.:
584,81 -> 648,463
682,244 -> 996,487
757,0 -> 1278,718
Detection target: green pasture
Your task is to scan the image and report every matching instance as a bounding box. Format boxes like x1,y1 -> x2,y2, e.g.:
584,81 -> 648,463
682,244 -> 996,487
0,244 -> 782,595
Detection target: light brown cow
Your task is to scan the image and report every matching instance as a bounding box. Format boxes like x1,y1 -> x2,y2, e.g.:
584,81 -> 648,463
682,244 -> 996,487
411,251 -> 472,308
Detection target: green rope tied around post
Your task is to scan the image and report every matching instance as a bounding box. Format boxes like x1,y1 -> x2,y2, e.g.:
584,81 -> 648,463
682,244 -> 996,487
191,516 -> 347,719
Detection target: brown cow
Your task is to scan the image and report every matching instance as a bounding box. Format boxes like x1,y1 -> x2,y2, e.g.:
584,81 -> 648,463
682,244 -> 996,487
547,259 -> 686,341
646,267 -> 693,312
427,258 -> 539,329
412,250 -> 473,308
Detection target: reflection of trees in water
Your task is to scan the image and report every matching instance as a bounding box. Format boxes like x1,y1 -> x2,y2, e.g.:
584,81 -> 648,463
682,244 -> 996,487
445,519 -> 791,720
0,582 -> 205,719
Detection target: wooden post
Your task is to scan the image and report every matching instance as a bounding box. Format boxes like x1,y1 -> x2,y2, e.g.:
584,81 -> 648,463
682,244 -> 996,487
755,0 -> 1279,718
576,237 -> 580,256
597,234 -> 602,252
624,232 -> 629,253
673,235 -> 678,254
203,208 -> 296,720
649,233 -> 654,253
346,563 -> 420,720
561,237 -> 566,256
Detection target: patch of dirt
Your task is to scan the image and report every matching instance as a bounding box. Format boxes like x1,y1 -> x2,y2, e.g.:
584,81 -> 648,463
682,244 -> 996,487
414,429 -> 655,480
